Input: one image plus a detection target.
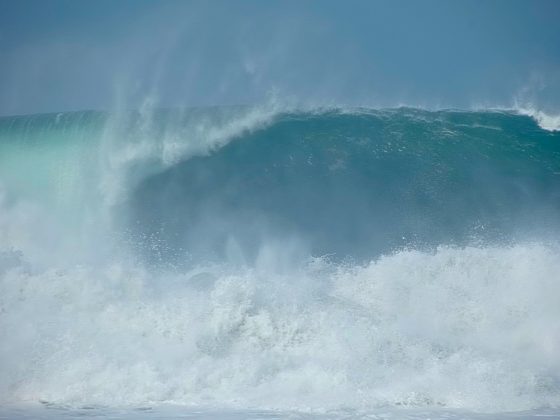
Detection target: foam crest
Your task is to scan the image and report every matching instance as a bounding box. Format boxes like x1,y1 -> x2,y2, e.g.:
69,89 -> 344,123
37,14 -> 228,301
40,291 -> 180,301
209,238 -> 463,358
98,104 -> 282,207
0,105 -> 281,265
513,106 -> 560,132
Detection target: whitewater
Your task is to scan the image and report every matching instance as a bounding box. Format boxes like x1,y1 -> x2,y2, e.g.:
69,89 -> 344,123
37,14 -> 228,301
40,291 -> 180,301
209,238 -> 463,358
0,106 -> 559,419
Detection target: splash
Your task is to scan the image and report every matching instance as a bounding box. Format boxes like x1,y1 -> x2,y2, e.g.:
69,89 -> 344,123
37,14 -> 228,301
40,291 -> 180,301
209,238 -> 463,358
514,106 -> 560,132
0,106 -> 559,413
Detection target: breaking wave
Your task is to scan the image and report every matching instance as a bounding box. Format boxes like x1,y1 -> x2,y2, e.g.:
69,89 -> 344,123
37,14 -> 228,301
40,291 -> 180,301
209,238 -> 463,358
1,106 -> 559,413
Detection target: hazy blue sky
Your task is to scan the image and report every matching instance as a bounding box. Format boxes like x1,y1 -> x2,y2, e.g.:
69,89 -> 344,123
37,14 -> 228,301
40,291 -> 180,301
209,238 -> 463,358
0,0 -> 559,115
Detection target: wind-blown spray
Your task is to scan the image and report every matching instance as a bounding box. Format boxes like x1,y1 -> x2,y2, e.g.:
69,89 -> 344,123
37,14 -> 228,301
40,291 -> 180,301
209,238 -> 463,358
1,106 -> 559,414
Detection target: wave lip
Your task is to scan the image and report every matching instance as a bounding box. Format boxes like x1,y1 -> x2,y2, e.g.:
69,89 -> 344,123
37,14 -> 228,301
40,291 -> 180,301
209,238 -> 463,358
511,106 -> 560,132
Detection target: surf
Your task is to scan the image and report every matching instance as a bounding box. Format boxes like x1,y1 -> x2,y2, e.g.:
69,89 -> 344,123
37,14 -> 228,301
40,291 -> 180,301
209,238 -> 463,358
0,106 -> 559,414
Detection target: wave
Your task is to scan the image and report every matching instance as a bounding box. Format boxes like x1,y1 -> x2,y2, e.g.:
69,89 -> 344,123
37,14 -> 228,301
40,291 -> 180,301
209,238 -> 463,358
1,244 -> 560,412
0,105 -> 279,265
0,106 -> 559,413
514,106 -> 560,132
128,107 -> 560,264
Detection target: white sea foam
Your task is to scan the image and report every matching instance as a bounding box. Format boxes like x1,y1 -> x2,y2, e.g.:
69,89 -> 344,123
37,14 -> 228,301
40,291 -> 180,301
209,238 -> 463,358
1,107 -> 559,416
514,107 -> 560,132
1,244 -> 559,412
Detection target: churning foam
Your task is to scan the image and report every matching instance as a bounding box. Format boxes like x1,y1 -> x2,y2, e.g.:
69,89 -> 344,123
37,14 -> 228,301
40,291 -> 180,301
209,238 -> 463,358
1,106 -> 559,414
1,243 -> 559,412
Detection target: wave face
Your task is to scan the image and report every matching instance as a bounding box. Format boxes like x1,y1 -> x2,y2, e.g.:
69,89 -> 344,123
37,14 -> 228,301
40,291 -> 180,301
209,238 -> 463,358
130,108 -> 560,264
1,107 -> 560,413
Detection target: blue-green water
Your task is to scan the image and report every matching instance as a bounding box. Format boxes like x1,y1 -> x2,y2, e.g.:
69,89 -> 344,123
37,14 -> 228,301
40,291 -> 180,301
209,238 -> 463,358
2,107 -> 559,263
1,107 -> 559,415
131,108 -> 560,263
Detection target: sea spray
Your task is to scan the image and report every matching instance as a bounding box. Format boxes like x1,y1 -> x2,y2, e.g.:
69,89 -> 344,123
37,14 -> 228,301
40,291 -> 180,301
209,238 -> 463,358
1,244 -> 560,411
0,107 -> 559,413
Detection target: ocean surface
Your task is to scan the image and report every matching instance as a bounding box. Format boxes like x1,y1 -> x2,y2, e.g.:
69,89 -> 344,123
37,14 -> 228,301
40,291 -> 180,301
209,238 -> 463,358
0,106 -> 559,419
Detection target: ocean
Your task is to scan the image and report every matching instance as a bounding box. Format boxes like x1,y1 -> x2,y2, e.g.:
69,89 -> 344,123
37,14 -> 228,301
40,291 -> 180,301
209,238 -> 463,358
0,106 -> 559,419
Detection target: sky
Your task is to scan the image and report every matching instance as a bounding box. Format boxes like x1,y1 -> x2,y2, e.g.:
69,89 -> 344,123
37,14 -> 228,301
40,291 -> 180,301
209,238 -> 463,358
0,0 -> 559,115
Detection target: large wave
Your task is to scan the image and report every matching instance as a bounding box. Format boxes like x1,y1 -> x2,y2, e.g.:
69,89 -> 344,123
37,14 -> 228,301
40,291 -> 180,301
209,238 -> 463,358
1,106 -> 559,413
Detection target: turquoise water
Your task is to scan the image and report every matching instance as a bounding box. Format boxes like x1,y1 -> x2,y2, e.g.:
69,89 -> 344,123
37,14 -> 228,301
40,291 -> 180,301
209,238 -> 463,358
0,107 -> 559,416
2,107 -> 559,264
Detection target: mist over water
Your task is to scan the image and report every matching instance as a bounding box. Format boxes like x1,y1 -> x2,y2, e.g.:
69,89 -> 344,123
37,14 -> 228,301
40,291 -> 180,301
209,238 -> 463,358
1,1 -> 560,418
1,105 -> 560,416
